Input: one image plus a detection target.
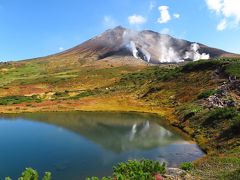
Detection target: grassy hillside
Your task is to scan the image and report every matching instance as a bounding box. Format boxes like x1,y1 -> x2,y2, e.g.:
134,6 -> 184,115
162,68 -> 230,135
0,58 -> 240,179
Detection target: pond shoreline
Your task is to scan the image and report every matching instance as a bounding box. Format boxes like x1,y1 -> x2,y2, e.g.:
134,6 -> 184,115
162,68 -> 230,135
0,111 -> 204,179
0,107 -> 207,154
0,108 -> 197,138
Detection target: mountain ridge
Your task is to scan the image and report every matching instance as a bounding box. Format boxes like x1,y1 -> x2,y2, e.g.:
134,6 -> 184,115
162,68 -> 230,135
38,26 -> 239,65
17,26 -> 239,67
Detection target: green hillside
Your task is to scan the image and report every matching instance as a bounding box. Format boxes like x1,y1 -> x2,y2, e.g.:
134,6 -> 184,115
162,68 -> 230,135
0,58 -> 240,179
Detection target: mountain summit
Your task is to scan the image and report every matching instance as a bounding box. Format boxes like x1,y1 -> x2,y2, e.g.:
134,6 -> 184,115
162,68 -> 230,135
46,26 -> 239,65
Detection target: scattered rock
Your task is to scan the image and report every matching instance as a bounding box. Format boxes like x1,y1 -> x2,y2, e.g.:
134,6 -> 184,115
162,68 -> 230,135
205,95 -> 237,108
204,77 -> 239,108
163,168 -> 193,180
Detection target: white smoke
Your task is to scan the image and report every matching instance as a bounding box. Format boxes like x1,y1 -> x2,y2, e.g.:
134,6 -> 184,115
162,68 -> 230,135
122,30 -> 138,58
159,47 -> 183,63
122,29 -> 139,43
158,35 -> 184,63
130,41 -> 139,59
121,29 -> 210,63
184,43 -> 210,61
141,48 -> 151,62
129,41 -> 151,62
123,29 -> 152,63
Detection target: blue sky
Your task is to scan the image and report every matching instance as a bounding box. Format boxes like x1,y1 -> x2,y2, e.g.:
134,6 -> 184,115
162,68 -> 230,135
0,0 -> 240,61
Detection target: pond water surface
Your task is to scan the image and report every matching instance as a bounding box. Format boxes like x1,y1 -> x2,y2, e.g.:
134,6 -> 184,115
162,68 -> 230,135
0,112 -> 204,180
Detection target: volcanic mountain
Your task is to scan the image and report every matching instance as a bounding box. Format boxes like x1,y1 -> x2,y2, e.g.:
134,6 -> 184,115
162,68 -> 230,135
40,26 -> 239,66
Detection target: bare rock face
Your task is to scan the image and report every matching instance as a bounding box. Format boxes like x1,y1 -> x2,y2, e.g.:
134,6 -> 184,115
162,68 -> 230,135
53,26 -> 239,65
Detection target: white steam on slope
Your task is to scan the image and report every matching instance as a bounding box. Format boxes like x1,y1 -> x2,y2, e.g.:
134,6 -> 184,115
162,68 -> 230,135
130,41 -> 139,59
141,48 -> 151,62
159,47 -> 183,63
184,43 -> 210,61
121,29 -> 210,63
157,36 -> 210,63
129,41 -> 151,62
158,35 -> 183,63
123,29 -> 152,62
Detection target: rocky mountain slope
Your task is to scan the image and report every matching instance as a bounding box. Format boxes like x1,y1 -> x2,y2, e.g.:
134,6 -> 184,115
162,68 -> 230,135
45,26 -> 239,65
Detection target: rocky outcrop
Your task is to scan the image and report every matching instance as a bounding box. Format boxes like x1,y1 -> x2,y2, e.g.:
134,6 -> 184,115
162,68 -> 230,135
206,95 -> 236,108
163,168 -> 193,180
204,77 -> 239,108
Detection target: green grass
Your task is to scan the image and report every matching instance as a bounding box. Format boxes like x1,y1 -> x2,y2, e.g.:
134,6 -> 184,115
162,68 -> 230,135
231,115 -> 240,130
224,63 -> 240,78
182,60 -> 221,72
198,89 -> 220,99
0,61 -> 45,86
176,103 -> 203,122
115,66 -> 182,94
0,95 -> 42,105
224,114 -> 240,136
0,61 -> 141,89
219,169 -> 240,180
87,160 -> 166,180
120,67 -> 181,83
180,162 -> 194,171
203,107 -> 238,127
5,168 -> 51,180
182,58 -> 240,79
71,90 -> 96,99
193,155 -> 240,179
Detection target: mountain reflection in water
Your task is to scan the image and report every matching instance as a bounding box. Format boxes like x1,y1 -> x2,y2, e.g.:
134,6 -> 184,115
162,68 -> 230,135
0,112 -> 205,180
5,112 -> 186,152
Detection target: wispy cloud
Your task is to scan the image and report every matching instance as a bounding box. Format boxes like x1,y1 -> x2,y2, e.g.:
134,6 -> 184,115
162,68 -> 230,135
217,19 -> 227,31
173,13 -> 180,19
103,16 -> 118,28
59,47 -> 64,51
149,1 -> 156,11
128,15 -> 147,25
206,0 -> 240,31
157,6 -> 171,24
160,28 -> 170,34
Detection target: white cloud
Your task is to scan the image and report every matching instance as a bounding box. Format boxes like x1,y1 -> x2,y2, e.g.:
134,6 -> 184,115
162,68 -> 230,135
206,0 -> 223,13
157,6 -> 171,24
59,47 -> 64,51
222,0 -> 240,22
103,16 -> 117,28
173,13 -> 180,19
217,19 -> 227,31
128,15 -> 147,25
206,0 -> 240,30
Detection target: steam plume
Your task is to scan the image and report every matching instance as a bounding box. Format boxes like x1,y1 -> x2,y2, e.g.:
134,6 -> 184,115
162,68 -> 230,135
141,48 -> 151,62
184,43 -> 210,61
121,28 -> 210,63
130,41 -> 139,59
158,35 -> 184,63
